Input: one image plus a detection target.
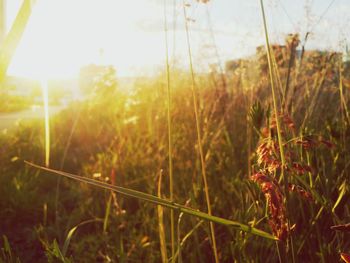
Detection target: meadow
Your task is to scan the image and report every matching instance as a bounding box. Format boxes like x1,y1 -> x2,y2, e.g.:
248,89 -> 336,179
1,1 -> 350,263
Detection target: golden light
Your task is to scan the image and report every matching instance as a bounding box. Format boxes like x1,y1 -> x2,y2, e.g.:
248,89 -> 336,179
7,0 -> 165,79
40,78 -> 50,167
5,0 -> 166,168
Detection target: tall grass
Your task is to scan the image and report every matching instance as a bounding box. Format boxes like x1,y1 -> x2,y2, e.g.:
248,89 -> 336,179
25,161 -> 277,240
1,2 -> 350,261
259,1 -> 294,261
163,0 -> 175,260
0,59 -> 349,260
182,1 -> 219,262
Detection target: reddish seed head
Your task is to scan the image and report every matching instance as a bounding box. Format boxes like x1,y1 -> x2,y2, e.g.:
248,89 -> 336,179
250,172 -> 288,240
283,115 -> 295,130
292,162 -> 307,175
288,184 -> 313,201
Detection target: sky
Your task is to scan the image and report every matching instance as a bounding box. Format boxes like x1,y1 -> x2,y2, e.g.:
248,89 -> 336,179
4,0 -> 350,79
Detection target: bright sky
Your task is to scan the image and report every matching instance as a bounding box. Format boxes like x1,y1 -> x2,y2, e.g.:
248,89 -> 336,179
5,0 -> 350,79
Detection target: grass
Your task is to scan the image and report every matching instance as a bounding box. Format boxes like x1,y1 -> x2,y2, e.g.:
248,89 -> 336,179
0,2 -> 350,262
182,1 -> 219,262
0,59 -> 347,261
163,1 -> 175,260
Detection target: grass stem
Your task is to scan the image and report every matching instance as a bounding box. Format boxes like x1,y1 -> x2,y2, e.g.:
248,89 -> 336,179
182,1 -> 219,262
25,161 -> 278,241
163,1 -> 175,261
259,0 -> 293,261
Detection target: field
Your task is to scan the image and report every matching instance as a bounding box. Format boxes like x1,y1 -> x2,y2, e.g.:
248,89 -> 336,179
1,1 -> 350,263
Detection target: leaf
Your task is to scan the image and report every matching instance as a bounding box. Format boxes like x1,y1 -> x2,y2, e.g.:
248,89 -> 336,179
2,235 -> 11,257
332,180 -> 347,213
52,239 -> 65,261
62,219 -> 102,257
62,227 -> 78,257
103,194 -> 112,234
2,235 -> 12,260
25,161 -> 278,241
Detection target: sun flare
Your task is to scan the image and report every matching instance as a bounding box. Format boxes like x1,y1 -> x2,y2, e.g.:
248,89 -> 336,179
7,0 -> 165,79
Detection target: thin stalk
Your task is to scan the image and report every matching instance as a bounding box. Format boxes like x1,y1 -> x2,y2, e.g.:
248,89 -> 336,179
25,161 -> 278,241
157,170 -> 168,263
259,0 -> 286,168
163,0 -> 175,261
172,0 -> 177,68
181,2 -> 219,262
339,61 -> 350,126
247,73 -> 254,177
205,5 -> 226,90
259,0 -> 293,261
271,49 -> 285,106
173,220 -> 204,262
259,0 -> 287,189
275,241 -> 283,263
103,194 -> 112,234
41,79 -> 50,167
177,212 -> 184,263
55,107 -> 81,233
283,42 -> 297,112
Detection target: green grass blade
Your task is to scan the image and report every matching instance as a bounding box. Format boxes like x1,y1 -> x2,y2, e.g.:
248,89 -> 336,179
103,194 -> 112,234
62,226 -> 78,257
332,180 -> 347,213
62,219 -> 102,257
25,161 -> 278,241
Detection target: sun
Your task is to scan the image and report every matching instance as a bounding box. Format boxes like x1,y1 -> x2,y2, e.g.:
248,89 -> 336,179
7,0 -> 166,79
